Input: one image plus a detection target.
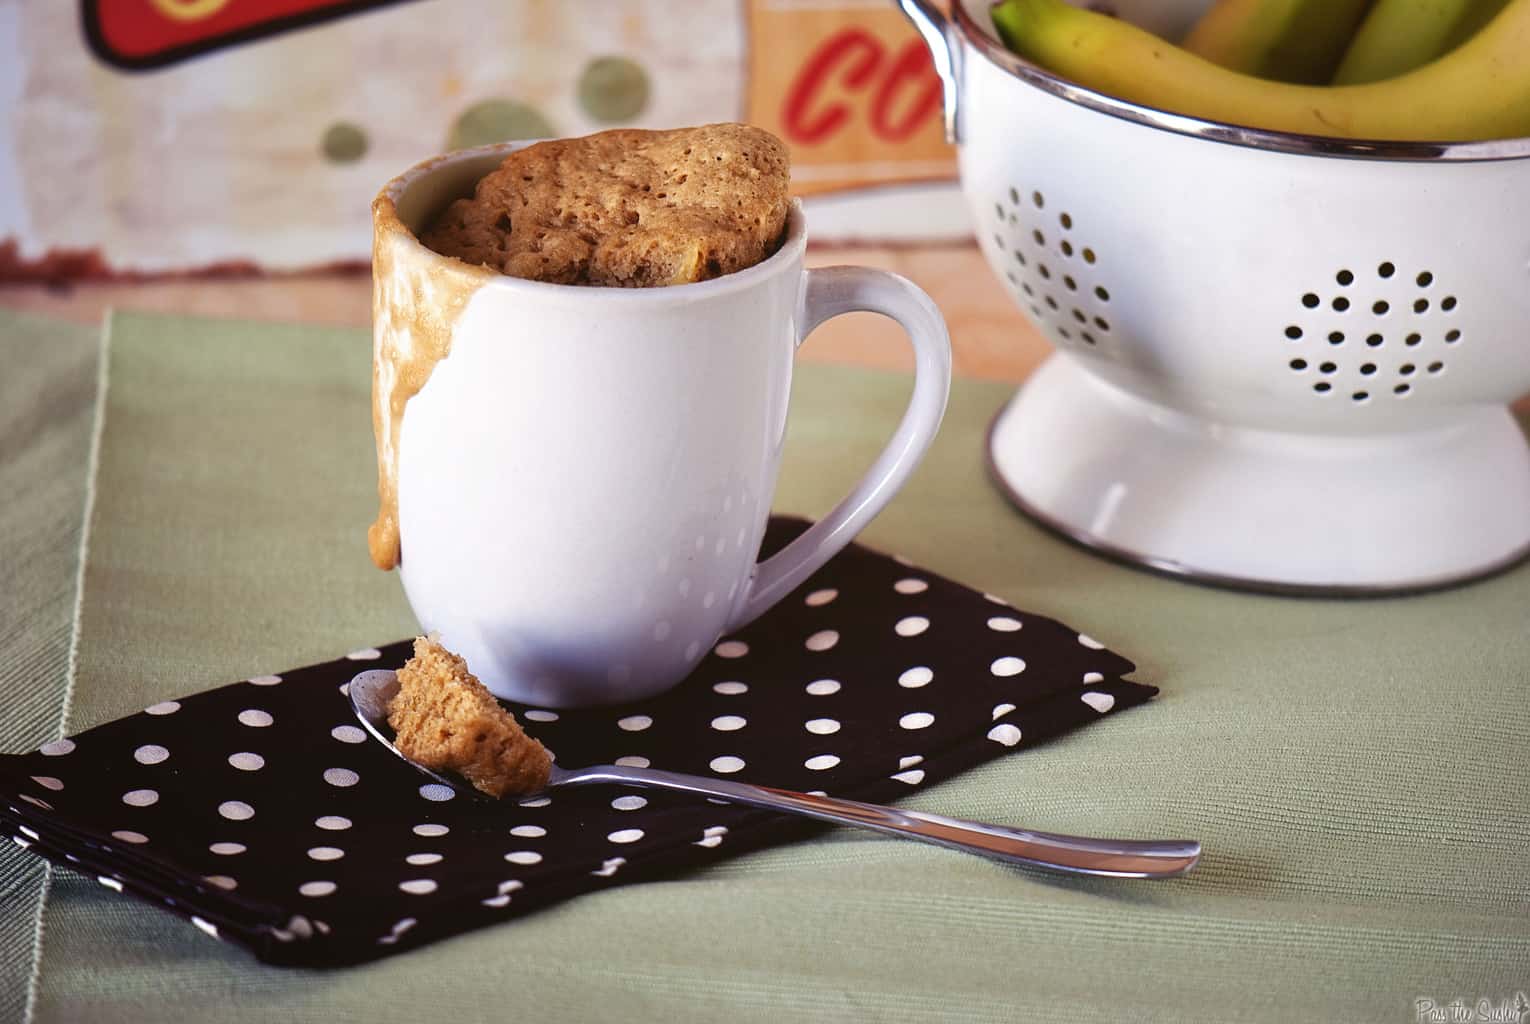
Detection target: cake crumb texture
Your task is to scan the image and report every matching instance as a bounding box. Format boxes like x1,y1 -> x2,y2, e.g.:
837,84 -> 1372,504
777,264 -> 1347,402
387,636 -> 553,798
420,123 -> 791,287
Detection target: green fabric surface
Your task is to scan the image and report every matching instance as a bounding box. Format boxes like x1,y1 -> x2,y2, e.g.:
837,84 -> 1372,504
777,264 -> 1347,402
6,308 -> 1529,1022
0,311 -> 99,1023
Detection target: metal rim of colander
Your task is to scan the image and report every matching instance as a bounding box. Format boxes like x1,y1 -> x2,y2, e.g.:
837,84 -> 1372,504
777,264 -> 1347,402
949,1 -> 1530,162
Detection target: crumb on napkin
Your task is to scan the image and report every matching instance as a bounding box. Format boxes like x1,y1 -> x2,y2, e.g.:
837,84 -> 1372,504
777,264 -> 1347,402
386,635 -> 552,798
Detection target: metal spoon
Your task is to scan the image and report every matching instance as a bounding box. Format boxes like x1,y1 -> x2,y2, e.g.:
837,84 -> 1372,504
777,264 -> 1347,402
349,670 -> 1200,879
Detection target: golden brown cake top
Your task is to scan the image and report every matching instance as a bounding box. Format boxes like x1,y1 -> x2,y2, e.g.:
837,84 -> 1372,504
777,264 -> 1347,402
386,636 -> 552,799
419,123 -> 791,287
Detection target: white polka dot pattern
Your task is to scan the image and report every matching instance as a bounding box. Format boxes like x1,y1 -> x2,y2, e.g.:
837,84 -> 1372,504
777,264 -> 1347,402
899,667 -> 933,688
323,768 -> 360,788
218,801 -> 254,821
805,630 -> 839,651
0,519 -> 1148,965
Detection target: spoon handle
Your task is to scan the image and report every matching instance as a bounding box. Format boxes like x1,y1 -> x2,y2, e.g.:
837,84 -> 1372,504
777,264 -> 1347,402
550,765 -> 1200,878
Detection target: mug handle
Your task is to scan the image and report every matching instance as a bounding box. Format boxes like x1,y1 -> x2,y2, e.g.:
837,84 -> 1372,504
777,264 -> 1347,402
724,265 -> 953,632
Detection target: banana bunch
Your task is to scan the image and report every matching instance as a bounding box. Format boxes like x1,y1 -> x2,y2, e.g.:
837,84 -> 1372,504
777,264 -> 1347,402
989,0 -> 1530,140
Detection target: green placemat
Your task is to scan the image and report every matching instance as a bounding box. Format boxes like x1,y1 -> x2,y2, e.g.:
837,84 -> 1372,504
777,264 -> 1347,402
0,310 -> 99,1023
9,309 -> 1530,1023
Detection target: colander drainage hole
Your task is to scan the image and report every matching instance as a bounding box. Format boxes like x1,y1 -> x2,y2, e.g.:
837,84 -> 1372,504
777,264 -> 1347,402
1332,296 -> 1350,312
1059,212 -> 1072,229
1058,327 -> 1071,339
1395,383 -> 1411,395
1413,298 -> 1429,313
1072,308 -> 1086,323
1285,325 -> 1303,340
1314,382 -> 1332,393
1302,293 -> 1320,309
1319,362 -> 1337,374
1372,300 -> 1390,316
1081,331 -> 1096,345
1352,391 -> 1370,403
1328,331 -> 1345,345
1446,329 -> 1461,343
1366,333 -> 1383,347
1336,269 -> 1354,286
1032,191 -> 1044,208
1095,286 -> 1110,301
1428,361 -> 1444,373
1009,187 -> 1020,205
1094,316 -> 1110,332
1063,275 -> 1077,291
1061,240 -> 1074,256
1417,271 -> 1433,287
1039,264 -> 1051,280
1400,363 -> 1416,376
1045,296 -> 1058,310
1033,229 -> 1045,246
1378,261 -> 1395,278
1442,295 -> 1457,311
1082,247 -> 1096,264
1360,363 -> 1376,375
1406,332 -> 1422,346
1013,249 -> 1026,266
1290,358 -> 1308,371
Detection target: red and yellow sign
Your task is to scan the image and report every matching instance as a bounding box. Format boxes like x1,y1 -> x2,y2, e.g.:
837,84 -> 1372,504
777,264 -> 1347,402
84,0 -> 413,70
746,0 -> 956,197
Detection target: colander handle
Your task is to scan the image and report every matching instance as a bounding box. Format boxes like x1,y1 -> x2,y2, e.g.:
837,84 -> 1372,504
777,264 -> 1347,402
898,0 -> 961,143
723,266 -> 952,632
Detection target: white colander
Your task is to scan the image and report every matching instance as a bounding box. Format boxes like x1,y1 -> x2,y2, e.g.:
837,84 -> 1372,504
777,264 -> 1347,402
902,0 -> 1530,593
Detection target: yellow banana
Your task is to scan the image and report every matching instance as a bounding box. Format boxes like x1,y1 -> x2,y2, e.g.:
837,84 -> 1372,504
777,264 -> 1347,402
1183,0 -> 1376,84
990,0 -> 1530,141
1334,0 -> 1512,84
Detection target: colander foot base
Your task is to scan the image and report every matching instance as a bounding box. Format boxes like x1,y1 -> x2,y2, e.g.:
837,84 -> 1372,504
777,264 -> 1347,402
986,355 -> 1530,595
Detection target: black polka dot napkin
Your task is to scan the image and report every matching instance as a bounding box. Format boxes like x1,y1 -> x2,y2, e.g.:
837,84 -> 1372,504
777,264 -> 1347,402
0,518 -> 1156,966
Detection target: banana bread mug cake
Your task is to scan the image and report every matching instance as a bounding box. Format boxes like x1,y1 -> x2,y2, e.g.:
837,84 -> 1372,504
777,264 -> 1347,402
367,121 -> 950,708
421,123 -> 791,287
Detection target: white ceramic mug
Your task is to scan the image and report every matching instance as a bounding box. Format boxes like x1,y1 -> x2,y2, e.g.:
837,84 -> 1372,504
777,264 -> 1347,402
373,142 -> 951,707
